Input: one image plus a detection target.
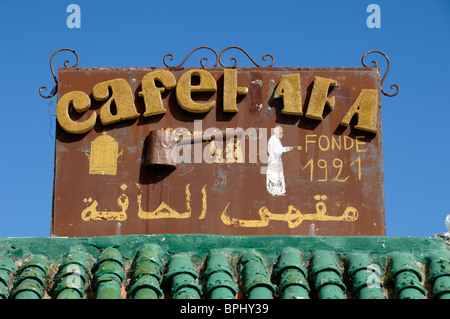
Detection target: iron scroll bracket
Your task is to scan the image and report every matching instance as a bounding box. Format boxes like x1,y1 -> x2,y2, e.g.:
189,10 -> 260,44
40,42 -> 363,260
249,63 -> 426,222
39,48 -> 398,99
163,46 -> 274,69
39,48 -> 79,99
361,50 -> 399,97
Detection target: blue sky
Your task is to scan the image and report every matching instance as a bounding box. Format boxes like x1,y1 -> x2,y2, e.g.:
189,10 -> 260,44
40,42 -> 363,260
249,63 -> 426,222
0,0 -> 449,237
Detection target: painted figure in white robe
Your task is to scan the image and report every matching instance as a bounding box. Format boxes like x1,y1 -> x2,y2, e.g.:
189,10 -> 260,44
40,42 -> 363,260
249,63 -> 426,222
266,126 -> 293,196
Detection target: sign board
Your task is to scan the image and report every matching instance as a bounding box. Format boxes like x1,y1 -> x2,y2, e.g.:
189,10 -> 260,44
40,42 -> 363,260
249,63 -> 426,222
48,49 -> 390,237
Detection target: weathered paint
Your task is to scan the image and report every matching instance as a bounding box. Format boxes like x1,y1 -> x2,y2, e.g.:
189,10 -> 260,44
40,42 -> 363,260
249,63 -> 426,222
53,67 -> 385,237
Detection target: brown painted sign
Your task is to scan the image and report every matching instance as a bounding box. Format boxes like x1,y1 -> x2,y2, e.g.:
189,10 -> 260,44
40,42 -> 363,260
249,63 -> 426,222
51,63 -> 386,237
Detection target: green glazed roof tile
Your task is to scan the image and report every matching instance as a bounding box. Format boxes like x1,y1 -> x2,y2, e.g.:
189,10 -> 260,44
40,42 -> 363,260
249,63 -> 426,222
206,271 -> 239,297
279,268 -> 310,292
205,252 -> 238,299
394,271 -> 427,299
56,289 -> 83,299
247,286 -> 274,299
132,287 -> 159,299
12,289 -> 41,299
171,273 -> 202,296
240,251 -> 276,298
205,252 -> 234,278
13,267 -> 46,287
0,283 -> 9,299
57,252 -> 90,274
53,275 -> 86,298
10,278 -> 46,299
164,254 -> 198,279
95,261 -> 124,282
275,249 -> 310,299
310,250 -> 342,279
96,280 -> 122,299
52,252 -> 90,299
132,261 -> 162,281
358,286 -> 386,299
173,287 -> 201,299
0,234 -> 447,299
127,274 -> 163,299
127,250 -> 164,299
315,270 -> 346,291
20,256 -> 48,274
56,264 -> 89,283
432,275 -> 450,299
428,255 -> 450,282
93,247 -> 125,298
347,253 -> 386,299
390,252 -> 422,280
281,285 -> 310,299
94,247 -> 124,270
309,250 -> 346,298
164,254 -> 202,299
0,259 -> 16,273
347,253 -> 374,278
274,248 -> 307,278
318,283 -> 346,299
16,256 -> 48,275
209,286 -> 236,299
0,269 -> 11,287
0,261 -> 14,299
9,257 -> 48,299
351,269 -> 381,294
135,245 -> 164,270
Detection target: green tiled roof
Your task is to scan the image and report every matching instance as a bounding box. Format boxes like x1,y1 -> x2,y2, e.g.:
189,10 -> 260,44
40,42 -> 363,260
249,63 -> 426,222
0,234 -> 448,299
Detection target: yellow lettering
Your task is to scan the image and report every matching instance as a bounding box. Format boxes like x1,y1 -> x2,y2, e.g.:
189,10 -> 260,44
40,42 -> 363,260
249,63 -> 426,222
318,135 -> 330,151
344,136 -> 354,150
303,159 -> 314,181
356,136 -> 367,152
305,134 -> 317,153
317,159 -> 327,182
305,76 -> 338,120
332,135 -> 342,151
56,91 -> 96,134
350,156 -> 362,180
93,78 -> 139,125
139,70 -> 176,117
332,158 -> 349,182
176,69 -> 217,113
223,69 -> 248,112
274,73 -> 303,115
340,89 -> 378,133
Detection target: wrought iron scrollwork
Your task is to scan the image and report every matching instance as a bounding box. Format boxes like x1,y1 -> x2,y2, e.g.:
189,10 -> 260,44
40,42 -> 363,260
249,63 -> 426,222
163,46 -> 219,68
39,48 -> 79,98
361,50 -> 399,97
218,46 -> 274,68
163,46 -> 274,68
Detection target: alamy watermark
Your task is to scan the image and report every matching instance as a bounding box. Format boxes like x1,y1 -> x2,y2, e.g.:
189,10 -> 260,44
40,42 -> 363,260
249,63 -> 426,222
167,120 -> 270,166
366,4 -> 381,29
64,5 -> 381,31
66,4 -> 81,29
